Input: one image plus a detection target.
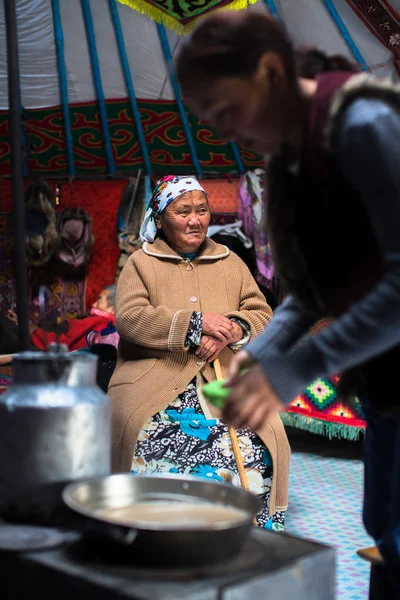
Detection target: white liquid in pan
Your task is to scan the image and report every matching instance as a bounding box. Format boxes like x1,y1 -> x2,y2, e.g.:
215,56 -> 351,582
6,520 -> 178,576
99,501 -> 247,529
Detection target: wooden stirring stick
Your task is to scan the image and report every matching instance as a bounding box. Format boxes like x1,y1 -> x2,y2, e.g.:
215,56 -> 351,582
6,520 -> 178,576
213,357 -> 258,526
213,357 -> 250,492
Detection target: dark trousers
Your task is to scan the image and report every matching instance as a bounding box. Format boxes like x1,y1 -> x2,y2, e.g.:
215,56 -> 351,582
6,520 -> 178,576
0,313 -> 39,354
361,398 -> 400,597
0,312 -> 20,354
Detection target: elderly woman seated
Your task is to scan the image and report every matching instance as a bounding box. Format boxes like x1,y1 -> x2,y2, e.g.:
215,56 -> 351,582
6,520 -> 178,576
109,176 -> 290,530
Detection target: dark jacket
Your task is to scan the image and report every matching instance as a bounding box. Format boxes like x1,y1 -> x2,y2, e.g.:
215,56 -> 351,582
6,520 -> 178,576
264,72 -> 400,411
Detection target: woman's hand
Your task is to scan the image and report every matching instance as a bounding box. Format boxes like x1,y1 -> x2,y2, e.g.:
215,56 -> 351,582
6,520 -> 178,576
194,319 -> 243,362
230,321 -> 244,344
225,349 -> 254,381
195,335 -> 229,362
223,352 -> 284,430
202,312 -> 236,343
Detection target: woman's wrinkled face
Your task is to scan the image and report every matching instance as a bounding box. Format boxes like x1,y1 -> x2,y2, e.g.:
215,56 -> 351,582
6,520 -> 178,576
156,190 -> 210,253
184,54 -> 287,155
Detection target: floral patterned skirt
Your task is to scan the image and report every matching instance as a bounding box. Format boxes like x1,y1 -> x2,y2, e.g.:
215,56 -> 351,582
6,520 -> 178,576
132,379 -> 285,531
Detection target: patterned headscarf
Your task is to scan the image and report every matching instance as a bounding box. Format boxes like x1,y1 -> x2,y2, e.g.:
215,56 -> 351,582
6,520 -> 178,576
139,175 -> 207,243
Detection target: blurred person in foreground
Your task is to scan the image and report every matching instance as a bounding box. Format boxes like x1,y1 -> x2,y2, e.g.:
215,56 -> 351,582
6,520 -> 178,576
176,12 -> 400,593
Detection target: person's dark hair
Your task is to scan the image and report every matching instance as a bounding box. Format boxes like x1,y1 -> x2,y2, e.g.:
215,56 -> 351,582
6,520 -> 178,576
295,46 -> 359,79
176,13 -> 296,92
104,284 -> 116,308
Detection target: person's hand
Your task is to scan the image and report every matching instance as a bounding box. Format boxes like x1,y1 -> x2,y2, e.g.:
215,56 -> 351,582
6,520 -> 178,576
225,350 -> 254,382
202,312 -> 236,343
223,358 -> 284,430
195,335 -> 229,362
230,321 -> 244,344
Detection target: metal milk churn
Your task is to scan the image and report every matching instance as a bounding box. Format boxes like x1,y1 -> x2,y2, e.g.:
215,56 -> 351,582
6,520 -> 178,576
0,351 -> 111,524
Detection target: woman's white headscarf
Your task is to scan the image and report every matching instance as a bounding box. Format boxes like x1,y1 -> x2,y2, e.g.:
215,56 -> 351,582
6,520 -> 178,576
139,176 -> 207,243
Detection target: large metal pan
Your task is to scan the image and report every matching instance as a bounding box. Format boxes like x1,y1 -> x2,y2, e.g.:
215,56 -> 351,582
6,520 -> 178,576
62,473 -> 262,567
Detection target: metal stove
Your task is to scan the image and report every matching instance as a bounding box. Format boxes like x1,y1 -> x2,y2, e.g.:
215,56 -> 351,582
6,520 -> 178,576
1,524 -> 335,599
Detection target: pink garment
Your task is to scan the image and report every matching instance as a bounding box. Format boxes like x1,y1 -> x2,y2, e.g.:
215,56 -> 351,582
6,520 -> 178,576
86,307 -> 119,349
239,170 -> 276,289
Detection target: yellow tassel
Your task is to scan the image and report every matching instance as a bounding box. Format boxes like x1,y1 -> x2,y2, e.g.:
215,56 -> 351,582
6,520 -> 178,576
116,0 -> 258,34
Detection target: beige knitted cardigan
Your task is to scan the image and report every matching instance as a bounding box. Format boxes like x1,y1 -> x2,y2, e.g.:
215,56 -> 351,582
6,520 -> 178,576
108,237 -> 290,515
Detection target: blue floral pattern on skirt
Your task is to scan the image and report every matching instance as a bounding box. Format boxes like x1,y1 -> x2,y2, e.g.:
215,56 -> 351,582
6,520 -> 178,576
132,378 -> 285,531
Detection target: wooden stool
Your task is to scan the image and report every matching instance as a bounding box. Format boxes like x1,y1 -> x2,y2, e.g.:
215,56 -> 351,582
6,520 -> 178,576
357,546 -> 383,566
357,546 -> 397,599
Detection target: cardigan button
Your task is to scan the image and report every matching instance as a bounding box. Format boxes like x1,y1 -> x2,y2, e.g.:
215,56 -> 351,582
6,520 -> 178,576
186,264 -> 193,271
190,296 -> 197,303
196,359 -> 205,366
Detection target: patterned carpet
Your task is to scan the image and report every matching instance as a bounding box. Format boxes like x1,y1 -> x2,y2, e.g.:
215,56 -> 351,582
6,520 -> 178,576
285,430 -> 373,599
282,319 -> 366,441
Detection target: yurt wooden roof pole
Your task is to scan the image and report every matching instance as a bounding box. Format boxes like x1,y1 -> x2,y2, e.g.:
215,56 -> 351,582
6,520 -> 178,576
4,0 -> 30,351
230,142 -> 245,174
263,0 -> 280,21
20,100 -> 28,177
81,0 -> 116,175
156,23 -> 202,179
157,23 -> 243,176
108,0 -> 152,175
52,0 -> 75,177
321,0 -> 369,71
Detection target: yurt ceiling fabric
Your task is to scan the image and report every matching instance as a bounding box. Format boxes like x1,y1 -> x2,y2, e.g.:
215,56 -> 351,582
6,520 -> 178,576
1,0 -> 400,178
1,0 -> 399,110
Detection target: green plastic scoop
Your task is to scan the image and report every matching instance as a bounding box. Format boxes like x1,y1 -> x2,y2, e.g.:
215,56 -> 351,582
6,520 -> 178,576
202,379 -> 230,409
